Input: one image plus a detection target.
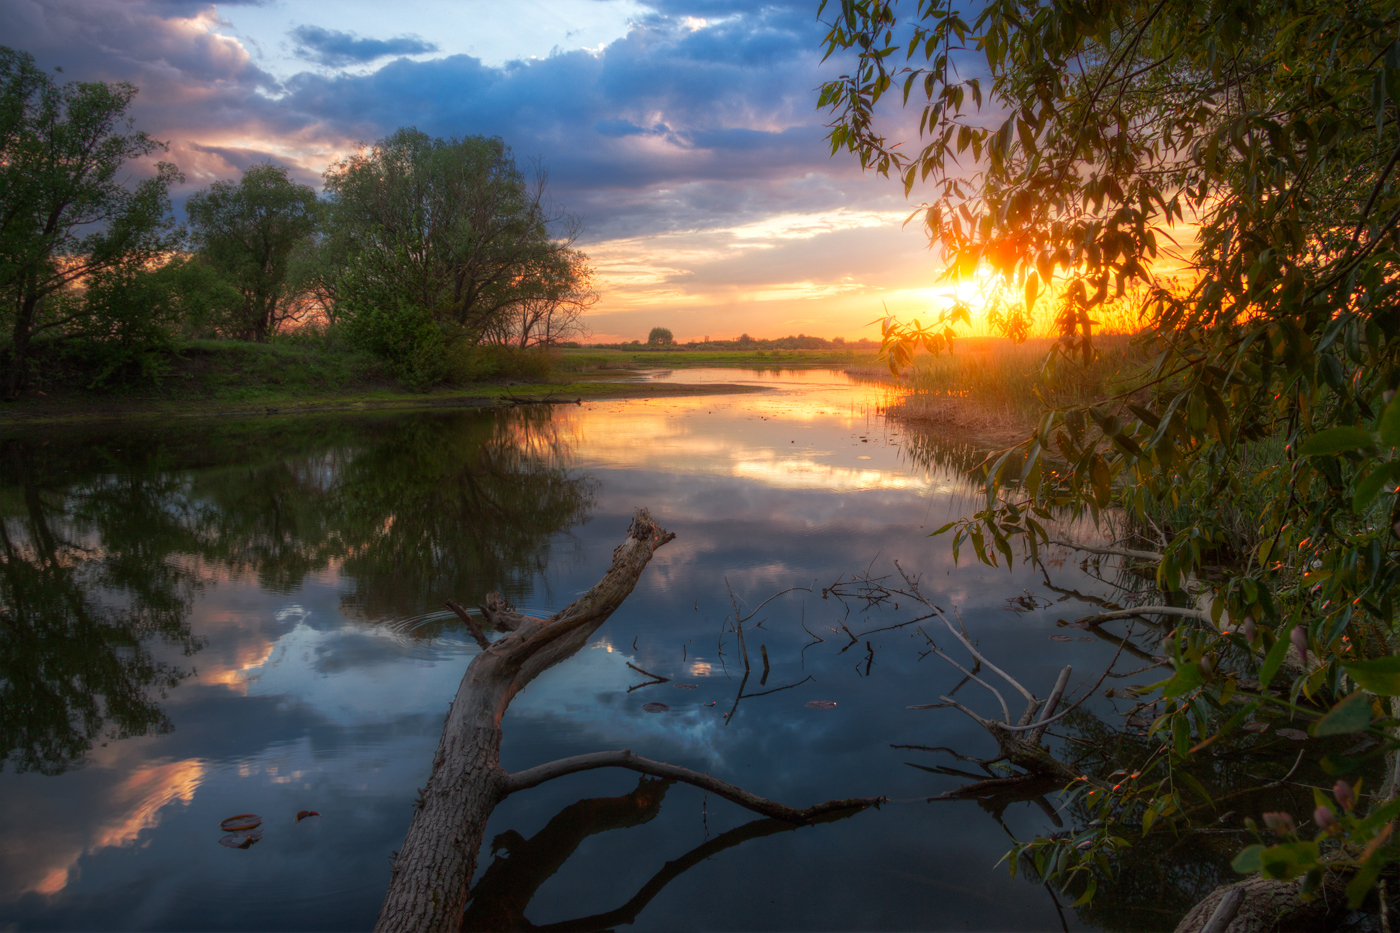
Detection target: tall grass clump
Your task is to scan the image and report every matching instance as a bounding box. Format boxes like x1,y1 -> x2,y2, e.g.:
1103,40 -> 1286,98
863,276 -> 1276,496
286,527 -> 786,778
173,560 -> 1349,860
890,333 -> 1150,438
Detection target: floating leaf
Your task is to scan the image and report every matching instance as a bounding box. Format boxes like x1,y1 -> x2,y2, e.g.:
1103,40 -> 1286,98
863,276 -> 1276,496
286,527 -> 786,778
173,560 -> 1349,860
1275,728 -> 1309,740
220,814 -> 263,832
218,828 -> 263,849
702,701 -> 716,707
673,683 -> 698,690
1242,722 -> 1270,733
1050,634 -> 1074,642
295,810 -> 320,823
642,702 -> 669,713
806,700 -> 837,710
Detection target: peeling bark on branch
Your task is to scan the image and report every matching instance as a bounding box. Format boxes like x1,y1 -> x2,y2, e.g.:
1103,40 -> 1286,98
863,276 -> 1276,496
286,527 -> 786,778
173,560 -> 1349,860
375,510 -> 882,933
1171,874 -> 1347,933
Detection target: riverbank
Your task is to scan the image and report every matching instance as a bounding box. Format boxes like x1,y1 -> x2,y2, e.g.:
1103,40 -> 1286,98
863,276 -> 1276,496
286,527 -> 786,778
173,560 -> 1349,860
0,378 -> 768,428
4,340 -> 861,427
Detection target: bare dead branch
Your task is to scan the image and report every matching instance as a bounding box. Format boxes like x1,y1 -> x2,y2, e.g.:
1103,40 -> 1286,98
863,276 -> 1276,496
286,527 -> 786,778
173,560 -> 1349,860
444,600 -> 490,650
1072,605 -> 1212,626
1052,537 -> 1163,561
506,749 -> 886,823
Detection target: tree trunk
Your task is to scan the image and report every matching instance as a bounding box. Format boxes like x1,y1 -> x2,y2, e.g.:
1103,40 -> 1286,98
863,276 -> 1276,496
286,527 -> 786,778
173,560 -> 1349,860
1172,874 -> 1348,933
376,510 -> 884,933
5,288 -> 38,400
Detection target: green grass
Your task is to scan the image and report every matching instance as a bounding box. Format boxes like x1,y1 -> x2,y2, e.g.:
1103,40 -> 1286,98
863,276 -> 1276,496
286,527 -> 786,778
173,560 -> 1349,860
553,347 -> 879,372
171,339 -> 384,400
894,334 -> 1149,420
8,337 -> 865,427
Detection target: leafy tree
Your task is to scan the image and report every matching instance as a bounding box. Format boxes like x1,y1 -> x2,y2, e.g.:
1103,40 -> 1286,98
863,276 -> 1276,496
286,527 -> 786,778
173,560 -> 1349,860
647,326 -> 674,346
820,0 -> 1400,918
0,46 -> 181,398
322,129 -> 591,383
186,162 -> 321,341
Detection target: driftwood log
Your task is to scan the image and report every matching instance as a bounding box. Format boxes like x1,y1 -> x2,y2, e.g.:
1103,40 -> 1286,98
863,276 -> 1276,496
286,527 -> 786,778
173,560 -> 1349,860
375,509 -> 885,933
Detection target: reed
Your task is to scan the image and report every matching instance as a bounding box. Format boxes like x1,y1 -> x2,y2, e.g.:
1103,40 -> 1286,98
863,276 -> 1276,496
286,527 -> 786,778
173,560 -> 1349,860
885,334 -> 1150,444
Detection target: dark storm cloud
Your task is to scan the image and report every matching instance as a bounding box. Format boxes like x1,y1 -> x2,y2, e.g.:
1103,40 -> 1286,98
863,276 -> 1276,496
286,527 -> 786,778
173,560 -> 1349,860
289,25 -> 439,68
0,0 -> 894,240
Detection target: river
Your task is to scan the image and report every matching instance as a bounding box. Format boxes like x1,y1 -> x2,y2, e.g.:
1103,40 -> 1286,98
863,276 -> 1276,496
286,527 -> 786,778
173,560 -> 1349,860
0,369 -> 1235,931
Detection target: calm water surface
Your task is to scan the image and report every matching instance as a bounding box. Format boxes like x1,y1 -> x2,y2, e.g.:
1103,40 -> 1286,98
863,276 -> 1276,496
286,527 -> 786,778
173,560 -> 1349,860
0,369 -> 1214,931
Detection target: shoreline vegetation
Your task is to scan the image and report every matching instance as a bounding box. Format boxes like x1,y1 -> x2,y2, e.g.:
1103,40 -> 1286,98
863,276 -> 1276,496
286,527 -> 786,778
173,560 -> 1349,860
3,332 -> 1147,441
0,340 -> 869,427
869,333 -> 1149,450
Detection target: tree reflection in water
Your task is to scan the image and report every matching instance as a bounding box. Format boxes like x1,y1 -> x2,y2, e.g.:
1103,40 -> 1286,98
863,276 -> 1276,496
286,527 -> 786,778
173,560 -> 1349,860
462,777 -> 866,933
0,408 -> 596,774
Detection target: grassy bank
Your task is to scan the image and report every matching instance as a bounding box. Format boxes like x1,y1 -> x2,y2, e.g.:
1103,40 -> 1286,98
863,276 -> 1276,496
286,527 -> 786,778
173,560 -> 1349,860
879,334 -> 1150,448
554,346 -> 880,372
3,339 -> 775,427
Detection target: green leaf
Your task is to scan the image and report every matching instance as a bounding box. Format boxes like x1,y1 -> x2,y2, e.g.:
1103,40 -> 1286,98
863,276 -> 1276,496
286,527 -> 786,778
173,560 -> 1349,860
1347,855 -> 1384,908
1299,426 -> 1372,456
1354,461 -> 1400,514
1162,662 -> 1204,698
1172,713 -> 1191,757
1311,692 -> 1372,736
1259,841 -> 1320,881
1380,396 -> 1400,447
1344,657 -> 1400,695
1260,632 -> 1290,688
1231,844 -> 1265,874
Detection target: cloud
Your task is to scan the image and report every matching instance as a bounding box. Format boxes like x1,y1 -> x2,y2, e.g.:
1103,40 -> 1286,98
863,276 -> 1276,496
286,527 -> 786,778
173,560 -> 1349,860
0,0 -> 945,338
289,25 -> 439,68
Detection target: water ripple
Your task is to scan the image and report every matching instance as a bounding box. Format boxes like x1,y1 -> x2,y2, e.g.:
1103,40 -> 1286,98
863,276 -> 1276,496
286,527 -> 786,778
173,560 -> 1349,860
379,604 -> 562,660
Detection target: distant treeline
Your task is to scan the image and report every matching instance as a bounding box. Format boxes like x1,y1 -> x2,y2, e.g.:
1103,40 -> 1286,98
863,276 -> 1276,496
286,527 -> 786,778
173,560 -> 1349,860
578,334 -> 878,351
0,46 -> 593,398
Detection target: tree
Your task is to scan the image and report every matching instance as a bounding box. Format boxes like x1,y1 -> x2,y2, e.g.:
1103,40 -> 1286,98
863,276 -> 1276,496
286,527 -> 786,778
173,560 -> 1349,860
647,326 -> 674,346
0,46 -> 181,398
186,162 -> 321,341
485,245 -> 596,348
820,0 -> 1400,922
322,129 -> 592,382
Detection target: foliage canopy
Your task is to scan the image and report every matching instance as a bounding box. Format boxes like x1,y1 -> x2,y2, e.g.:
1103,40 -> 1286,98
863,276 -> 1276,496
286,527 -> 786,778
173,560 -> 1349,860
322,129 -> 591,384
820,0 -> 1400,914
186,162 -> 321,342
0,46 -> 180,398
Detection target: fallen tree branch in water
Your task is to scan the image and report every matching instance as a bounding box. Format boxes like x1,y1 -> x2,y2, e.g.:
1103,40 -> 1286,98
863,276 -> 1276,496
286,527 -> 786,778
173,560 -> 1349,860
1051,537 -> 1164,562
376,510 -> 882,933
1071,605 -> 1213,626
507,749 -> 883,822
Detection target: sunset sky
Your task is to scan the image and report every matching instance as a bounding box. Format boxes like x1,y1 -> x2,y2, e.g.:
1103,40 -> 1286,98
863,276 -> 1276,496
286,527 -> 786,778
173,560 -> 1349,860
2,0 -> 972,342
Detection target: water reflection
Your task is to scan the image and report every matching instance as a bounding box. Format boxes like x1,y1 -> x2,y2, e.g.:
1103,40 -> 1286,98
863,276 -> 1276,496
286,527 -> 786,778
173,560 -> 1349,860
1,439 -> 203,775
0,370 -> 1234,931
464,777 -> 867,933
0,409 -> 594,879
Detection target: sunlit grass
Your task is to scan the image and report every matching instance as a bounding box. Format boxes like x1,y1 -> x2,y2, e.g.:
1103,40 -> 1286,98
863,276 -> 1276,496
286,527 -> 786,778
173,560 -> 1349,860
882,334 -> 1152,442
553,347 -> 879,372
